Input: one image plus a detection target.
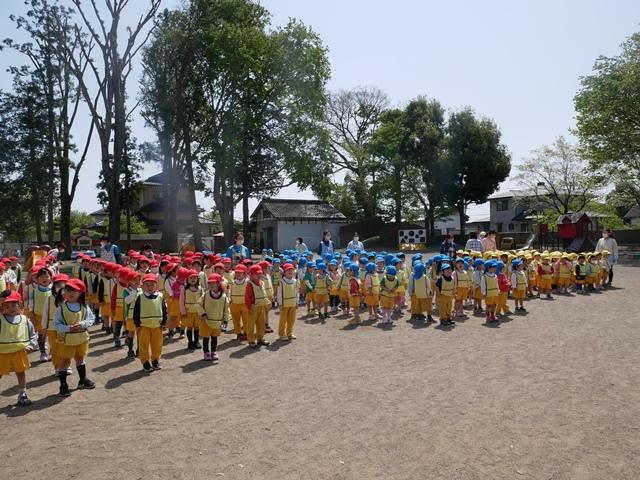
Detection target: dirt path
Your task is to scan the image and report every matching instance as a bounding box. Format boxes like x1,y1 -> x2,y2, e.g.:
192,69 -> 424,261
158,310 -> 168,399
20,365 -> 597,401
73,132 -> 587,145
2,266 -> 639,480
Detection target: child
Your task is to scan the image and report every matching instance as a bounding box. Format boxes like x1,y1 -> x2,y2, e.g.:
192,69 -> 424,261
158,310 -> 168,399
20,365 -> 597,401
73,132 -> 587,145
554,254 -> 572,294
348,264 -> 362,325
363,262 -> 380,321
277,263 -> 298,340
123,271 -> 141,358
110,268 -> 129,347
587,253 -> 601,291
0,291 -> 37,406
408,262 -> 434,323
453,258 -> 470,318
395,257 -> 408,313
162,263 -> 180,339
245,264 -> 271,348
511,259 -> 528,311
600,250 -> 611,287
435,263 -> 455,326
229,265 -> 248,342
379,266 -> 399,324
314,263 -> 330,319
260,261 -> 275,334
303,262 -> 316,316
181,270 -> 203,350
481,260 -> 499,323
98,264 -> 114,334
133,273 -> 167,372
337,263 -> 351,315
328,260 -> 341,314
496,261 -> 512,317
574,254 -> 588,294
29,266 -> 52,363
472,259 -> 484,313
526,254 -> 539,298
537,254 -> 554,299
42,273 -> 69,376
53,278 -> 96,397
198,274 -> 229,361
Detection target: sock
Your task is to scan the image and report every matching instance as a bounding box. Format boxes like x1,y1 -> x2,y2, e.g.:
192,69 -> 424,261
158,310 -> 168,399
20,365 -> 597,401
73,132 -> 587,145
193,330 -> 199,344
202,337 -> 210,353
127,337 -> 134,352
77,364 -> 87,381
38,334 -> 46,354
211,336 -> 218,352
59,371 -> 68,387
186,329 -> 193,345
114,322 -> 122,338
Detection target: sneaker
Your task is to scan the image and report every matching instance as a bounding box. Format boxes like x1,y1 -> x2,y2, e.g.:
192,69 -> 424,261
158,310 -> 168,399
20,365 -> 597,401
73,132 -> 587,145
17,392 -> 31,406
127,350 -> 136,358
221,321 -> 228,333
203,352 -> 212,361
151,360 -> 162,370
236,334 -> 244,342
39,353 -> 50,363
265,325 -> 274,333
78,378 -> 96,389
59,384 -> 71,397
288,334 -> 297,340
142,361 -> 153,373
66,366 -> 73,375
179,331 -> 185,339
211,352 -> 219,361
249,342 -> 258,349
279,336 -> 289,341
426,315 -> 434,323
114,338 -> 122,348
258,339 -> 271,346
194,341 -> 202,349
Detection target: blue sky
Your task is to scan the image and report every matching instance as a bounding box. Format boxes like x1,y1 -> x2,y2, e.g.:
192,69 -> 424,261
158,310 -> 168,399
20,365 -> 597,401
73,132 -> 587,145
1,0 -> 639,219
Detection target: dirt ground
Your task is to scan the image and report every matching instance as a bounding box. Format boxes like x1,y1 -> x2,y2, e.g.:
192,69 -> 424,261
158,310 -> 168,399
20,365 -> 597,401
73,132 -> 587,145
2,265 -> 639,480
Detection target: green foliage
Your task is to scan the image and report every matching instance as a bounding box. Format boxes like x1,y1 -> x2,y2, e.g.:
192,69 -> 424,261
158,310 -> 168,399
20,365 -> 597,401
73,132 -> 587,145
104,215 -> 149,235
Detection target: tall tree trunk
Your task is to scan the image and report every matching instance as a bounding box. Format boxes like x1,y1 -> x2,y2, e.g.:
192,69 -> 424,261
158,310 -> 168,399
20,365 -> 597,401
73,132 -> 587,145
183,127 -> 202,251
213,173 -> 236,246
242,183 -> 250,240
47,160 -> 55,244
458,201 -> 466,238
394,163 -> 402,223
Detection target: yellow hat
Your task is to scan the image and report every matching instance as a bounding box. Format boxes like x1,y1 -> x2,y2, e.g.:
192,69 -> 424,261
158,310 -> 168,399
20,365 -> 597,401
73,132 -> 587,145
541,253 -> 550,260
483,251 -> 492,260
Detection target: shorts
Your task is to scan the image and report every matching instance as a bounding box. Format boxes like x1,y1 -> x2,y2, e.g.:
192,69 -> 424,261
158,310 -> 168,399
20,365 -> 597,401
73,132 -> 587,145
100,303 -> 112,318
125,319 -> 136,333
339,291 -> 349,303
473,287 -> 483,301
557,277 -> 571,287
538,277 -> 552,290
113,306 -> 125,322
455,287 -> 468,301
314,293 -> 329,305
199,321 -> 221,338
168,298 -> 181,317
349,295 -> 361,309
485,295 -> 498,306
183,311 -> 201,329
0,350 -> 30,375
56,341 -> 89,360
305,292 -> 314,303
380,296 -> 395,309
513,289 -> 526,300
364,294 -> 379,307
88,293 -> 99,305
32,313 -> 44,332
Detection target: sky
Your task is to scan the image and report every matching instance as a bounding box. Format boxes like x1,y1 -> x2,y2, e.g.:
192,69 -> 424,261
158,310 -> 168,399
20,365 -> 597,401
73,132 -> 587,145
1,0 -> 639,220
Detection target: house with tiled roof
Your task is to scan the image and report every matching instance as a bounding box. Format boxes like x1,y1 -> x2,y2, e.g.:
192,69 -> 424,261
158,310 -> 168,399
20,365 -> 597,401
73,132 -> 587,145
250,198 -> 347,251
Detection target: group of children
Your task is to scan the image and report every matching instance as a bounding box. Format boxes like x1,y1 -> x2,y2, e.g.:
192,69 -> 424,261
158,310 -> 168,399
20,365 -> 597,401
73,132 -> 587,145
0,245 -> 615,406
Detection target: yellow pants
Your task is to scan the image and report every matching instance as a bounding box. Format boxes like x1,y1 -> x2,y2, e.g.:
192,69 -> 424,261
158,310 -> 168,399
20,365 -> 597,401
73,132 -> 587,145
497,291 -> 510,314
246,305 -> 267,344
182,311 -> 200,329
0,350 -> 30,375
138,326 -> 163,364
279,306 -> 296,337
410,296 -> 432,314
57,340 -> 89,360
230,303 -> 248,334
437,295 -> 452,320
47,329 -> 62,370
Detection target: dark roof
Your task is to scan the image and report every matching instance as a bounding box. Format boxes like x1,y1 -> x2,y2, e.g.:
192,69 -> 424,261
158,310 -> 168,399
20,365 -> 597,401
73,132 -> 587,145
138,199 -> 191,213
624,205 -> 640,219
90,208 -> 108,216
251,198 -> 347,222
142,171 -> 187,186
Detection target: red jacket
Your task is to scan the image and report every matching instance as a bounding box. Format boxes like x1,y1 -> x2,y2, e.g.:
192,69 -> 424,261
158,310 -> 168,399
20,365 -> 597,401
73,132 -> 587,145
497,272 -> 511,292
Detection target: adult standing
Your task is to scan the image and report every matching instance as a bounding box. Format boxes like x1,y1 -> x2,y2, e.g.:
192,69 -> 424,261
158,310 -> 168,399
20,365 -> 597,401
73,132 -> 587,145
226,232 -> 251,267
99,236 -> 121,264
464,232 -> 484,253
346,232 -> 364,252
595,228 -> 619,286
439,233 -> 457,256
317,230 -> 335,257
482,230 -> 498,252
295,237 -> 308,254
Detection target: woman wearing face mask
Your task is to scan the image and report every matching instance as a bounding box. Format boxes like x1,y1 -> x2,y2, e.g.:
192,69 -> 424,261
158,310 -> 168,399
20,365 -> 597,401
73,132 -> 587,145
99,236 -> 121,265
595,228 -> 618,287
225,232 -> 250,267
295,237 -> 308,254
346,233 -> 364,252
317,230 -> 335,257
481,230 -> 498,253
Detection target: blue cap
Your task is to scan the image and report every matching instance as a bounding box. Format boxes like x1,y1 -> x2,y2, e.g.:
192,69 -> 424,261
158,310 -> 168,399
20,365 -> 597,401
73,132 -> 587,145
413,262 -> 425,278
441,263 -> 452,271
474,259 -> 485,268
350,263 -> 360,273
365,262 -> 376,273
386,266 -> 397,276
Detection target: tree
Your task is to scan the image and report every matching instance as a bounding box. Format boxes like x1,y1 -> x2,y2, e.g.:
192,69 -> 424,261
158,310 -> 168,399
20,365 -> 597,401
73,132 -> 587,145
514,136 -> 598,215
56,0 -> 160,244
575,32 -> 640,206
325,87 -> 389,219
445,108 -> 511,237
400,97 -> 449,241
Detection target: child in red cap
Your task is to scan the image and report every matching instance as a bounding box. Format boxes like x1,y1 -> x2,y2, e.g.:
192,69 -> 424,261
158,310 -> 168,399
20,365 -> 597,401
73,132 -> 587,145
134,273 -> 167,372
276,263 -> 298,340
245,265 -> 271,348
198,274 -> 229,361
182,270 -> 203,350
229,265 -> 248,342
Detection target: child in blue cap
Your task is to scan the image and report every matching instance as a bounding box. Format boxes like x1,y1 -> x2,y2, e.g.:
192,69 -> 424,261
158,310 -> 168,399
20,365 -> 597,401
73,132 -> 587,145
435,263 -> 455,325
364,262 -> 380,321
314,263 -> 330,319
511,259 -> 528,312
408,262 -> 433,323
304,262 -> 316,316
348,264 -> 362,324
481,260 -> 499,323
472,259 -> 485,313
379,266 -> 399,324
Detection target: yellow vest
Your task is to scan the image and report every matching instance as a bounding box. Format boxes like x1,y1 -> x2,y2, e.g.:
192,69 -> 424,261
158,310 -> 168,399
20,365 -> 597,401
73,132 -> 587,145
439,277 -> 454,297
250,281 -> 270,307
185,287 -> 203,313
539,263 -> 553,279
139,293 -> 164,328
201,292 -> 228,330
558,262 -> 571,278
101,277 -> 112,303
47,295 -> 58,329
380,277 -> 399,298
57,304 -> 90,346
281,280 -> 297,308
72,264 -> 80,278
589,262 -> 600,275
0,314 -> 30,353
33,286 -> 52,316
527,262 -> 538,280
263,275 -> 274,299
0,276 -> 5,292
455,270 -> 471,289
114,283 -> 127,307
338,273 -> 350,293
367,274 -> 380,295
413,276 -> 429,299
396,269 -> 407,286
230,279 -> 247,304
484,275 -> 499,297
125,288 -> 139,320
314,275 -> 329,295
158,275 -> 166,292
514,271 -> 527,290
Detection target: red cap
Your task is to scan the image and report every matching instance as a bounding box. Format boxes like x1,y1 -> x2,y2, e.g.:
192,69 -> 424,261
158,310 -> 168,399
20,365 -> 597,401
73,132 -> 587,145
187,269 -> 199,279
234,265 -> 247,274
149,260 -> 159,267
222,257 -> 231,264
52,273 -> 70,284
65,278 -> 86,293
207,273 -> 222,284
213,262 -> 224,269
4,291 -> 22,303
142,273 -> 158,284
176,267 -> 190,282
9,256 -> 18,262
249,265 -> 263,276
282,263 -> 294,271
259,261 -> 270,270
242,258 -> 253,266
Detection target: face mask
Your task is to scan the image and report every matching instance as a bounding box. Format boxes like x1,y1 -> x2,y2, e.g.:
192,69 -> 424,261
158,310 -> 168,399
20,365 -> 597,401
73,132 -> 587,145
603,233 -> 609,238
236,240 -> 244,246
353,237 -> 359,241
296,240 -> 300,245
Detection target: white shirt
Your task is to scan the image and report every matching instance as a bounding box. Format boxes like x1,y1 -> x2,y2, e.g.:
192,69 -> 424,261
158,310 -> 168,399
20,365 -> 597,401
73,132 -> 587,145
347,240 -> 364,251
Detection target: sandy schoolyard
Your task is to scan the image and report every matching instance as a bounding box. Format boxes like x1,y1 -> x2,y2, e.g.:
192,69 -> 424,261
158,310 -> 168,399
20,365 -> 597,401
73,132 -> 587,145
1,265 -> 639,480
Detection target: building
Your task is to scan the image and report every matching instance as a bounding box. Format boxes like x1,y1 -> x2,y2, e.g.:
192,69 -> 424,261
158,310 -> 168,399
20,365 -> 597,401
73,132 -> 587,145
465,215 -> 491,233
488,189 -> 537,234
250,199 -> 347,252
90,172 -> 216,236
624,205 -> 640,226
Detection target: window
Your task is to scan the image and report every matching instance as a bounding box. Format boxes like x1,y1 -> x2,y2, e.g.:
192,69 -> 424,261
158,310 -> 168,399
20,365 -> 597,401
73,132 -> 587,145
520,223 -> 529,233
496,199 -> 509,211
508,223 -> 514,232
496,223 -> 503,232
